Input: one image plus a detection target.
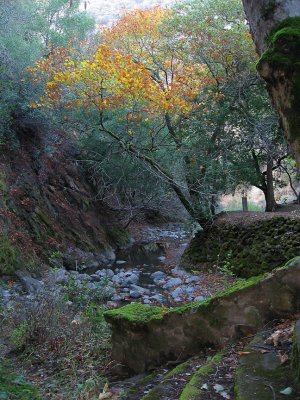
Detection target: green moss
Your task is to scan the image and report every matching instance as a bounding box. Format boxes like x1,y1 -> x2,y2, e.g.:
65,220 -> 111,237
106,274 -> 268,329
235,332 -> 294,399
0,172 -> 7,193
179,352 -> 225,400
258,17 -> 300,69
0,363 -> 41,399
127,372 -> 157,397
141,359 -> 196,400
104,303 -> 165,324
182,217 -> 300,278
164,359 -> 192,379
140,387 -> 163,400
106,224 -> 131,248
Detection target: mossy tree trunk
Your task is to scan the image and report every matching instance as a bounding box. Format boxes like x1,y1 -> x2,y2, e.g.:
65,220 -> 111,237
242,0 -> 300,173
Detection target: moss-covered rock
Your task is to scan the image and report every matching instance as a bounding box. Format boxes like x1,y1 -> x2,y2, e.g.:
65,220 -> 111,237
105,258 -> 300,373
235,332 -> 295,399
106,224 -> 132,248
105,303 -> 165,325
179,352 -> 224,400
181,217 -> 300,277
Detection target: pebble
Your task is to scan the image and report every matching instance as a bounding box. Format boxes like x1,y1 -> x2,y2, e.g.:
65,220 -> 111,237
194,295 -> 206,302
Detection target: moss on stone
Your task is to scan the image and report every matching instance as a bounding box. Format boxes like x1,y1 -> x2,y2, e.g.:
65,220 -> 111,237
106,224 -> 131,248
126,372 -> 157,397
105,273 -> 270,334
139,360 -> 193,399
104,303 -> 165,324
182,217 -> 300,278
235,332 -> 294,399
179,352 -> 225,400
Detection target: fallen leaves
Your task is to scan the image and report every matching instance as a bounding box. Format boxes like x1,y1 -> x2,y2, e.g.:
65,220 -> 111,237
265,326 -> 293,347
99,382 -> 113,399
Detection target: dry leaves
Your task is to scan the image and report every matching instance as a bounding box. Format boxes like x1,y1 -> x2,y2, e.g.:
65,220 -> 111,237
265,327 -> 293,347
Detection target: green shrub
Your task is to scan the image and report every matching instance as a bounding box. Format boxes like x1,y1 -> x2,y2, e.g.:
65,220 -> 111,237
0,363 -> 40,399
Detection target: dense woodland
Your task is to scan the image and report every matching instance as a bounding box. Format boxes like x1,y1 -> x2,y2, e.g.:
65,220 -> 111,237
0,0 -> 300,399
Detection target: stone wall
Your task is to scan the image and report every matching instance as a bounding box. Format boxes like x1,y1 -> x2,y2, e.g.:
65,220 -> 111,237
105,258 -> 300,373
181,217 -> 300,278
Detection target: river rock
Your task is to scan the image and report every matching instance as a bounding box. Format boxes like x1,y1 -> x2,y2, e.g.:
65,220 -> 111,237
130,289 -> 142,299
151,271 -> 166,281
171,267 -> 188,278
186,276 -> 200,284
170,286 -> 185,299
194,295 -> 206,302
16,272 -> 44,294
116,260 -> 127,265
52,268 -> 69,284
90,274 -> 102,282
123,273 -> 139,286
163,277 -> 182,290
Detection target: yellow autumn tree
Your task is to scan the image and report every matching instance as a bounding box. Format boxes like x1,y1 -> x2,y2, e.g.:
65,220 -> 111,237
29,7 -> 219,222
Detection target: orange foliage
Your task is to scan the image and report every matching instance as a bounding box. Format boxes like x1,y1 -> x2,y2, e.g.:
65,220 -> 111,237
29,7 -> 216,120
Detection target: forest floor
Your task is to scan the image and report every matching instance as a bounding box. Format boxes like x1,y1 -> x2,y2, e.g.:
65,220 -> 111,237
215,203 -> 300,226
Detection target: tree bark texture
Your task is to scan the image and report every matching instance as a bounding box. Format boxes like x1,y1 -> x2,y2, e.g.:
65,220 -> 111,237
242,0 -> 300,173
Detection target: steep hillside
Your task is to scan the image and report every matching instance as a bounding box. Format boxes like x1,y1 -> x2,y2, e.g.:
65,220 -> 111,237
0,119 -> 129,274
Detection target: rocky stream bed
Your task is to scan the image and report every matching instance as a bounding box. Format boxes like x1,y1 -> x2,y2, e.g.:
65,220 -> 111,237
0,224 -> 234,310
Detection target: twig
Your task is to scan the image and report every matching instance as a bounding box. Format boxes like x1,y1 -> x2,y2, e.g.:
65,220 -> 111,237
266,383 -> 276,400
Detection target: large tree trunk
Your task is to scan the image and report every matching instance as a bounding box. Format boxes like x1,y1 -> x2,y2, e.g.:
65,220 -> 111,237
242,0 -> 300,173
264,159 -> 277,211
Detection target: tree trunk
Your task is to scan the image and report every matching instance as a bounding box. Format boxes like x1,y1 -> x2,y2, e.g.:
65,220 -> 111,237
242,196 -> 248,212
242,0 -> 300,173
264,159 -> 277,212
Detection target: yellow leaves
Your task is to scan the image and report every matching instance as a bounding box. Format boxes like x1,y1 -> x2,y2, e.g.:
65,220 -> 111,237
28,5 -> 224,124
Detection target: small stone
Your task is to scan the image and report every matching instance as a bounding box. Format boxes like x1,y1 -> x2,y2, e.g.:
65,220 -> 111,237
170,287 -> 184,299
150,271 -> 166,281
186,276 -> 200,284
185,286 -> 196,294
112,295 -> 123,302
194,295 -> 206,302
157,256 -> 166,262
107,301 -> 118,308
90,274 -> 102,282
171,267 -> 187,277
116,260 -> 127,265
78,273 -> 92,282
130,290 -> 142,299
52,268 -> 68,284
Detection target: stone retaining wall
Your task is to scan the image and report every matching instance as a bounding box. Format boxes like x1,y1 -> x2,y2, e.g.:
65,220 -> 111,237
105,258 -> 300,373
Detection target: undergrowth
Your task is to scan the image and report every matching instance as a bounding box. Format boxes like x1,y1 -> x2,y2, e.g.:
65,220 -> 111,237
0,279 -> 113,400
